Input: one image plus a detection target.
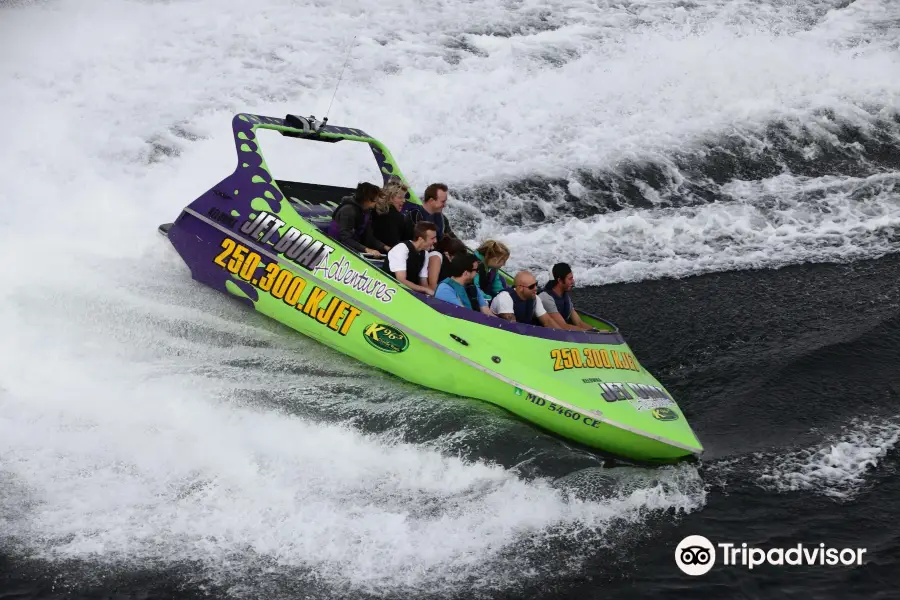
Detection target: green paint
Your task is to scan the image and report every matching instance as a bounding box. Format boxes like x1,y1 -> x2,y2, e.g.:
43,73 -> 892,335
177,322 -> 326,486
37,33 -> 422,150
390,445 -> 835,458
230,210 -> 240,217
238,132 -> 249,140
240,143 -> 252,152
242,163 -> 249,167
258,158 -> 273,177
239,115 -> 249,122
251,197 -> 272,212
179,115 -> 706,464
252,175 -> 266,183
233,189 -> 239,195
225,280 -> 251,299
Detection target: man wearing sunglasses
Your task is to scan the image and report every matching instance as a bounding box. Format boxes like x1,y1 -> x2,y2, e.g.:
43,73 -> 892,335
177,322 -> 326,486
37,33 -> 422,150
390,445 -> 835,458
490,271 -> 560,329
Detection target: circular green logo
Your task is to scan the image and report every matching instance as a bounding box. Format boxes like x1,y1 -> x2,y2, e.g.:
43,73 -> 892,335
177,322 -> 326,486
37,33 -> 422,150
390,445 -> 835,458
363,322 -> 409,353
652,407 -> 679,421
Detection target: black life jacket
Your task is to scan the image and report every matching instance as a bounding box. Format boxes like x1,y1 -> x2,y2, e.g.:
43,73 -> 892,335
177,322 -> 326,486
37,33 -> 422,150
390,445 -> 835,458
501,286 -> 536,324
383,240 -> 425,281
464,284 -> 480,310
542,282 -> 574,324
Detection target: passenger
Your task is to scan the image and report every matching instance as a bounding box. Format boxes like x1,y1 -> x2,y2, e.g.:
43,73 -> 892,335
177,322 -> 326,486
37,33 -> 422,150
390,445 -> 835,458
434,236 -> 480,308
489,271 -> 560,329
327,181 -> 390,257
434,236 -> 468,285
473,240 -> 510,300
405,183 -> 456,285
384,221 -> 438,295
405,182 -> 456,241
435,253 -> 494,316
538,262 -> 594,331
371,177 -> 409,249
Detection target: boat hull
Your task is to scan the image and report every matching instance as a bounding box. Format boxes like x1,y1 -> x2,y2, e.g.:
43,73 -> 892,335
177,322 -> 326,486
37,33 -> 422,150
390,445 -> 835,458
161,113 -> 704,463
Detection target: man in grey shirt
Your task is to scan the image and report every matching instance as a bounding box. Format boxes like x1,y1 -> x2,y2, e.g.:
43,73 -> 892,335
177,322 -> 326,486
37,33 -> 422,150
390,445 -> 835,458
537,263 -> 594,331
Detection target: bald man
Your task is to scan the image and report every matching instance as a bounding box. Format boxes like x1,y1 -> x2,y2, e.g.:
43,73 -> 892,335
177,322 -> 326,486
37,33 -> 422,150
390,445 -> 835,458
489,271 -> 560,328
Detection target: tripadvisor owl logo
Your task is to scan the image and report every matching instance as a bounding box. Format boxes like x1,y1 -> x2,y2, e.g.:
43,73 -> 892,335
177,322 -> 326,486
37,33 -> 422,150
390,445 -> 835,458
363,322 -> 409,353
676,535 -> 716,575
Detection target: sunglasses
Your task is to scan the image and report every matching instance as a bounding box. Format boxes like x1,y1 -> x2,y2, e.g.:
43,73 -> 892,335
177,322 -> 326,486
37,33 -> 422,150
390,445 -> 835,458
518,282 -> 537,290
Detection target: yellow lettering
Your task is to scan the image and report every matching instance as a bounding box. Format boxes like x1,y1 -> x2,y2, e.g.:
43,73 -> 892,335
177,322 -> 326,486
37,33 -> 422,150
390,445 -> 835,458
626,354 -> 638,371
600,350 -> 612,368
365,323 -> 386,340
324,300 -> 346,330
302,287 -> 328,315
339,306 -> 362,335
612,351 -> 624,369
317,297 -> 340,325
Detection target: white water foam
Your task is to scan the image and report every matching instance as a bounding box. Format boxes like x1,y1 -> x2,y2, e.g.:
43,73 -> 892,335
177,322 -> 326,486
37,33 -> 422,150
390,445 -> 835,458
0,211 -> 705,595
0,282 -> 707,593
487,171 -> 900,285
755,419 -> 900,500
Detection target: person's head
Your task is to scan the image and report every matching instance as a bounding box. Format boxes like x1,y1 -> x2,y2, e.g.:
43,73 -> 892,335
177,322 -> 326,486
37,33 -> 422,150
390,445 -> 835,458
513,271 -> 539,300
476,240 -> 510,269
449,252 -> 480,284
422,183 -> 448,213
412,221 -> 437,250
375,178 -> 409,214
437,236 -> 467,260
551,262 -> 574,292
354,181 -> 381,210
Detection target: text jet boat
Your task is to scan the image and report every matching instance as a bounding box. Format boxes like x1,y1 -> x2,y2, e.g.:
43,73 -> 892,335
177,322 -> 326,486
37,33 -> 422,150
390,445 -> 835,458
159,113 -> 704,463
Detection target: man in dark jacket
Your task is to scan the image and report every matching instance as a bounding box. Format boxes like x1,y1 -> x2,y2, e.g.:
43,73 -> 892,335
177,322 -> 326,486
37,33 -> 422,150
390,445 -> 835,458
404,182 -> 455,283
404,183 -> 455,242
327,182 -> 390,257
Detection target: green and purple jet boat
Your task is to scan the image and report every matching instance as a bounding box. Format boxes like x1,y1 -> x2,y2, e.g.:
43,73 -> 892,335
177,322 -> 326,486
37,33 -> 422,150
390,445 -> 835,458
159,113 -> 704,463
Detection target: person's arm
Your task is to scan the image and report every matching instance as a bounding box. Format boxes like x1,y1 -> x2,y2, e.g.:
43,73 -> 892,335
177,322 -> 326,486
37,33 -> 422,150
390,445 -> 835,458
568,310 -> 594,331
545,309 -> 591,331
418,254 -> 436,295
538,292 -> 584,330
333,207 -> 368,253
395,270 -> 433,295
475,287 -> 496,317
536,312 -> 562,329
490,293 -> 515,321
426,252 -> 442,292
532,297 -> 562,329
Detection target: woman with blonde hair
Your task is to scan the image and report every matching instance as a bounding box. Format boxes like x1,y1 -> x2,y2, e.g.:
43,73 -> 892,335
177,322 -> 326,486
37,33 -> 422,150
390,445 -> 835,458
473,240 -> 510,299
371,177 -> 410,249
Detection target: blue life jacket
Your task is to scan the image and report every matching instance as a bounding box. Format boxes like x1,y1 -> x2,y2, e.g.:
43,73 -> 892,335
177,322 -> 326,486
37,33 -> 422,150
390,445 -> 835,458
439,278 -> 476,310
543,282 -> 573,324
501,287 -> 536,324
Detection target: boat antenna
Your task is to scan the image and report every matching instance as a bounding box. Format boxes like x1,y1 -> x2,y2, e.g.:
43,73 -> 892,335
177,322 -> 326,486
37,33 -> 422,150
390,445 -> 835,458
322,35 -> 357,129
